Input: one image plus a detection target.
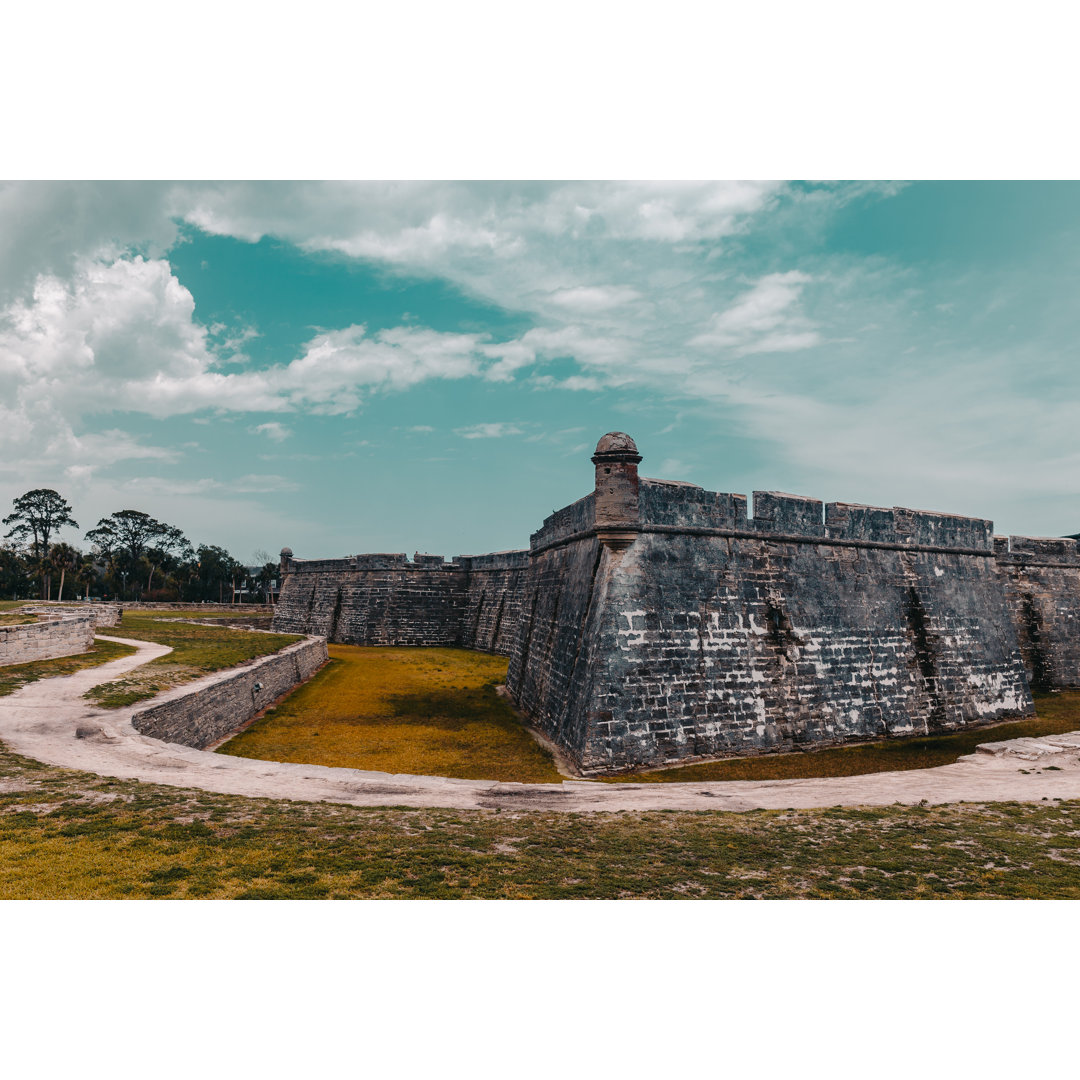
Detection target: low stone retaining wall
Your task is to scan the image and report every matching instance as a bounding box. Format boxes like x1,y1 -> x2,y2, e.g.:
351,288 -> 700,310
25,603 -> 121,629
0,612 -> 96,667
130,636 -> 329,749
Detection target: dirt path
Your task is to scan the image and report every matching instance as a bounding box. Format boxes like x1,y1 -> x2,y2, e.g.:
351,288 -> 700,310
2,634 -> 1080,813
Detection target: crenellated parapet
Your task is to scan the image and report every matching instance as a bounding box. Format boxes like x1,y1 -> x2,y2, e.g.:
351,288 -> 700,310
994,535 -> 1080,565
993,534 -> 1080,689
530,494 -> 596,552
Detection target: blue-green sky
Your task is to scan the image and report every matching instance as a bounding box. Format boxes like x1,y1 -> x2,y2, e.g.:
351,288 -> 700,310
2,180 -> 1079,562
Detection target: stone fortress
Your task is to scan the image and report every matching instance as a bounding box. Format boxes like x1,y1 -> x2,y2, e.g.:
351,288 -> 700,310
273,434 -> 1080,775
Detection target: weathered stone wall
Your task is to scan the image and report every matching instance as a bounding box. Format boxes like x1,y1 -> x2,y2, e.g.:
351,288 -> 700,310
0,612 -> 96,667
25,603 -> 121,628
458,552 -> 530,654
507,481 -> 1035,773
995,536 -> 1080,689
273,551 -> 529,656
131,636 -> 328,749
505,535 -> 604,755
268,434 -> 1079,775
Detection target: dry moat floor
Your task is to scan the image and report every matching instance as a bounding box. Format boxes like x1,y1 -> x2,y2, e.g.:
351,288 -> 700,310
218,643 -> 1080,786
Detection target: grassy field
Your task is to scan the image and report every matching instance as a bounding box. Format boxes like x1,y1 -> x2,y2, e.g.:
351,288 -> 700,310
219,645 -> 564,783
2,738 -> 1080,898
83,612 -> 302,708
0,612 -> 36,626
0,638 -> 138,698
5,634 -> 1080,898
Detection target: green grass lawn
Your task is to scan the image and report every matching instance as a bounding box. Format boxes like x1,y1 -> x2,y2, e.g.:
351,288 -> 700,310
0,638 -> 138,698
1,739 -> 1080,898
82,611 -> 302,708
219,645 -> 563,783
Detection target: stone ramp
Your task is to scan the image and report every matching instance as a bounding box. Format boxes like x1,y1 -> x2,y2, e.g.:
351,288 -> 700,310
3,636 -> 1080,813
973,733 -> 1080,760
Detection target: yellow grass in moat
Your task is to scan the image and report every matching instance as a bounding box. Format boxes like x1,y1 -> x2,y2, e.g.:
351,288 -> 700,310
217,645 -> 563,784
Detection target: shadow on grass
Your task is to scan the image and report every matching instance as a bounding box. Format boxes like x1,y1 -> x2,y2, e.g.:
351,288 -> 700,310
382,684 -> 513,730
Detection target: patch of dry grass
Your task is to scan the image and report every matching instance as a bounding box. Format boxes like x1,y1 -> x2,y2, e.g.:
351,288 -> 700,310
2,739 -> 1080,898
218,645 -> 563,784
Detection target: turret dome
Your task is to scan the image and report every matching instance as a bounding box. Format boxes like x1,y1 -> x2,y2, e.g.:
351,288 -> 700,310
594,432 -> 638,456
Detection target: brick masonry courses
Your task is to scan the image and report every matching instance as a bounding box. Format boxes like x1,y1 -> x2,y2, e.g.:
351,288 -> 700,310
272,433 -> 1080,775
130,635 -> 328,749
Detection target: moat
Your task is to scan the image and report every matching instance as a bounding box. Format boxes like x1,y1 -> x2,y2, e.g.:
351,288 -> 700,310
214,644 -> 1080,785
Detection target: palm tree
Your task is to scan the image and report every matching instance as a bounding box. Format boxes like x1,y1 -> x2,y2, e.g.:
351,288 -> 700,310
257,562 -> 277,604
49,542 -> 80,602
75,554 -> 98,600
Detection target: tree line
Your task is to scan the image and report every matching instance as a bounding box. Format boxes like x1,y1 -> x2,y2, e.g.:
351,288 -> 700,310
1,488 -> 279,603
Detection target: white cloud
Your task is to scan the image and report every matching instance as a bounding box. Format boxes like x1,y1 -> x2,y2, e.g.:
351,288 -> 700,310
547,285 -> 642,312
119,473 -> 299,497
250,421 -> 291,442
0,256 -> 551,479
690,272 -> 820,354
455,422 -> 525,440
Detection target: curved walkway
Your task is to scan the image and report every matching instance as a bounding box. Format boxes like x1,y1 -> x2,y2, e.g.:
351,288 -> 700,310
2,635 -> 1080,813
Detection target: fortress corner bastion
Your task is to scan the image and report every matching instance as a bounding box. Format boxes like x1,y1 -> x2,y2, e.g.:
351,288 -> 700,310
272,433 -> 1079,775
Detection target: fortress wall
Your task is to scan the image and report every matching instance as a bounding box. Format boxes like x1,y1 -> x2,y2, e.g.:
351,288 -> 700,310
639,479 -> 747,529
0,612 -> 96,667
131,636 -> 328,749
267,434 -> 1058,774
995,536 -> 1080,688
505,534 -> 606,754
274,559 -> 469,646
530,493 -> 595,549
273,551 -> 531,657
508,479 -> 1033,773
457,552 -> 530,655
568,530 -> 1032,772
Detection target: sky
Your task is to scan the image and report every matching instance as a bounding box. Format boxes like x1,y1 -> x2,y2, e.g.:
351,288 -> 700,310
3,180 -> 1080,564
